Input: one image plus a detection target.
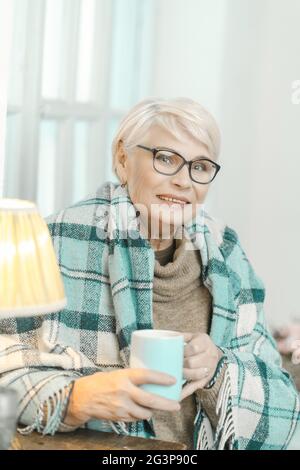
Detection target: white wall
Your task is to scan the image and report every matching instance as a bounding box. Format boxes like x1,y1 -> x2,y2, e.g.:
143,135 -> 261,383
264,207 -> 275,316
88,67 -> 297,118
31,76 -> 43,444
150,0 -> 227,212
151,0 -> 300,327
0,0 -> 14,197
151,0 -> 227,117
217,0 -> 300,327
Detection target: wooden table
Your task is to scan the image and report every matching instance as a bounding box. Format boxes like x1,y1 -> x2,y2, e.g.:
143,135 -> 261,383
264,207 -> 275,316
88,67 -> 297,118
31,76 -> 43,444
14,429 -> 187,451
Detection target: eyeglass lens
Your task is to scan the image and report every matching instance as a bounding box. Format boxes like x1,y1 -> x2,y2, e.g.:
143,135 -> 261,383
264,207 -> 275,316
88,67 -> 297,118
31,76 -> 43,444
153,150 -> 217,183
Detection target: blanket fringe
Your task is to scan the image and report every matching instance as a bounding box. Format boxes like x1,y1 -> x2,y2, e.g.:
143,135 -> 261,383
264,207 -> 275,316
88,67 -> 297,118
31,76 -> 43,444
194,364 -> 235,450
214,365 -> 235,449
109,421 -> 130,436
196,413 -> 213,450
17,385 -> 71,436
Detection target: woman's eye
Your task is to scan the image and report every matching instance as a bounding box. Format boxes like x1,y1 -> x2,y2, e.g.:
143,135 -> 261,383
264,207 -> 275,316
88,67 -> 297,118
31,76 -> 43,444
193,163 -> 205,172
157,154 -> 172,164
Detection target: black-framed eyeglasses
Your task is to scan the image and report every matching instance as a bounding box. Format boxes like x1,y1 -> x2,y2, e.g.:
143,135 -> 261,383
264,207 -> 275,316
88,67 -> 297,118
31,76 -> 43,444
136,145 -> 221,184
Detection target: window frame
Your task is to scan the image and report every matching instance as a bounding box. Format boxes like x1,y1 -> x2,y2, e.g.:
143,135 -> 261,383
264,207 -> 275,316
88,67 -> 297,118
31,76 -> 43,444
4,0 -> 155,216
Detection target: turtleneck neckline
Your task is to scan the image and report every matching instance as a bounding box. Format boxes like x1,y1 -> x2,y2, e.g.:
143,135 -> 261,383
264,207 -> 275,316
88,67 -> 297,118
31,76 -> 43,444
153,235 -> 203,301
154,239 -> 177,266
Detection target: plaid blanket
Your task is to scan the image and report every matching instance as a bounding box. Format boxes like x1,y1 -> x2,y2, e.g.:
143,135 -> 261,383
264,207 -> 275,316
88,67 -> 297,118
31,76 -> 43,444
0,181 -> 299,449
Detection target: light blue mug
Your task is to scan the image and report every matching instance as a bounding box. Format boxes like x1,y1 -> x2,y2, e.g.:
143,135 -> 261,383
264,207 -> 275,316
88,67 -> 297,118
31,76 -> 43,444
129,329 -> 187,401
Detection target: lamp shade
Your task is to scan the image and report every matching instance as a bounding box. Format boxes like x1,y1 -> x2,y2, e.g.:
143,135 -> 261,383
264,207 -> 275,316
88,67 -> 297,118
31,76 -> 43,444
0,199 -> 67,318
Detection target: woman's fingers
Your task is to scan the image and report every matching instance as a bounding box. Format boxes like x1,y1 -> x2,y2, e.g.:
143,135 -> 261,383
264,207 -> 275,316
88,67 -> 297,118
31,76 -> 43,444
130,384 -> 180,412
92,401 -> 153,423
183,367 -> 209,382
184,334 -> 208,357
184,354 -> 205,368
129,368 -> 177,386
183,332 -> 194,342
180,379 -> 209,401
126,403 -> 153,421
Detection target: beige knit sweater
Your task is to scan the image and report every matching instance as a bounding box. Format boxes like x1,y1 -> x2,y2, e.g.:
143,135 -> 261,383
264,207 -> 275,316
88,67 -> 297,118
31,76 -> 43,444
152,235 -> 225,449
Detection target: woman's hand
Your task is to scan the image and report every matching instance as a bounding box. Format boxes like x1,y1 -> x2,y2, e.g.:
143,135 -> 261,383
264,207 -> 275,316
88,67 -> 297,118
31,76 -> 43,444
64,368 -> 180,427
180,332 -> 223,401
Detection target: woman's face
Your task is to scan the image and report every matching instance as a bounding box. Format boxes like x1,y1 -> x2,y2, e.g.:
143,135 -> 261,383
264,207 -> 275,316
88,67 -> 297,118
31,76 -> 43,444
116,124 -> 215,238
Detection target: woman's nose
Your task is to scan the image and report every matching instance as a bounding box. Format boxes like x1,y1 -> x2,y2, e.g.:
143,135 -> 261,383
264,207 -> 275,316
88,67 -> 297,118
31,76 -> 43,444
170,164 -> 192,188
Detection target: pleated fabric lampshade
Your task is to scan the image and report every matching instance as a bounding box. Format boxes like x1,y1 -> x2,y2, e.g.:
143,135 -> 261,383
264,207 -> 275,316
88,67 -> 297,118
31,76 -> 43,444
0,199 -> 67,318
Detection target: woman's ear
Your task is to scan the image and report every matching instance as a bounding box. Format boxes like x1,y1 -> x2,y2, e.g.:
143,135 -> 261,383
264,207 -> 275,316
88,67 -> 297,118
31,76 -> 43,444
115,140 -> 128,183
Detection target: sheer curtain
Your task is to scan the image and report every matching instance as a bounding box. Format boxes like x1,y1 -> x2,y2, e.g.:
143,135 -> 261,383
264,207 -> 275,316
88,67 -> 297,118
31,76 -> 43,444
0,0 -> 14,198
4,0 -> 155,216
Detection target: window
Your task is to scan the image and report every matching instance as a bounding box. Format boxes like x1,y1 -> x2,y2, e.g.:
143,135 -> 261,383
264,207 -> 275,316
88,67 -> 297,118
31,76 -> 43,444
4,0 -> 155,216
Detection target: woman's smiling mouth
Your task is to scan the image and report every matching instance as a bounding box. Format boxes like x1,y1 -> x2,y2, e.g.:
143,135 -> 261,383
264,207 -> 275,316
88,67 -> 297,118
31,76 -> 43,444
157,194 -> 191,205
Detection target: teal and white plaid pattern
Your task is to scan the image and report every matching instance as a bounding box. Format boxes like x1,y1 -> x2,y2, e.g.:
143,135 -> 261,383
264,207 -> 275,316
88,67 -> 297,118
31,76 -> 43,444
0,181 -> 299,449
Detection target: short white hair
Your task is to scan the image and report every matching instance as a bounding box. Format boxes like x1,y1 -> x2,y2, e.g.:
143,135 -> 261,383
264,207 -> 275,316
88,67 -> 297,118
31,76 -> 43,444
112,97 -> 221,179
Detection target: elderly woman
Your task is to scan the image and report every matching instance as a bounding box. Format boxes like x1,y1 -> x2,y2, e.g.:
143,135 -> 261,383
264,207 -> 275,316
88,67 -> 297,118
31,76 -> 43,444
0,97 -> 300,450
